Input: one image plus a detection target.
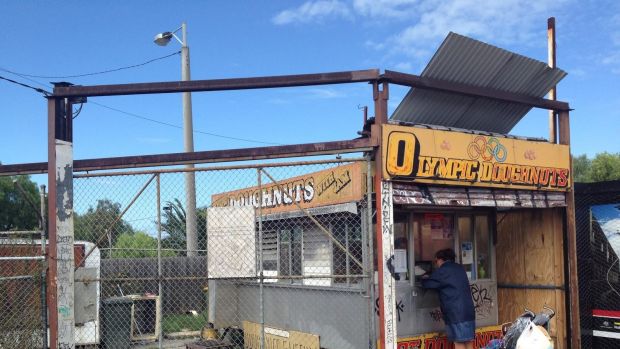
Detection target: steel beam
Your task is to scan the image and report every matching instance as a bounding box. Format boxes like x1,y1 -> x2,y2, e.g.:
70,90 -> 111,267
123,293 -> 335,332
382,70 -> 570,112
0,138 -> 374,175
559,110 -> 581,349
52,69 -> 380,97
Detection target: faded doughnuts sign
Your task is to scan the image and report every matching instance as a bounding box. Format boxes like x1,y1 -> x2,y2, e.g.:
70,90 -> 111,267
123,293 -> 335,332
211,162 -> 366,215
382,124 -> 571,191
387,325 -> 503,349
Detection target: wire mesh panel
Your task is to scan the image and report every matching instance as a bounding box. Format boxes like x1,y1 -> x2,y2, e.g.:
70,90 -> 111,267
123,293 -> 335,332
0,233 -> 46,349
73,159 -> 375,349
575,181 -> 620,349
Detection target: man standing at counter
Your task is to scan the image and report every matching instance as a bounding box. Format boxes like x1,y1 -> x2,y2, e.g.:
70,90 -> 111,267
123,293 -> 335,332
422,248 -> 476,349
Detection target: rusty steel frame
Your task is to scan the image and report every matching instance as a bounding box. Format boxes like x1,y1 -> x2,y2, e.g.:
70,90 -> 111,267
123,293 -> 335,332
72,157 -> 367,178
52,69 -> 381,97
382,70 -> 570,112
0,138 -> 373,176
19,66 -> 576,349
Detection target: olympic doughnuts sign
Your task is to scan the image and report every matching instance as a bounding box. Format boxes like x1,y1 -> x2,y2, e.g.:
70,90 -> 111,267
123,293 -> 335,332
382,124 -> 571,191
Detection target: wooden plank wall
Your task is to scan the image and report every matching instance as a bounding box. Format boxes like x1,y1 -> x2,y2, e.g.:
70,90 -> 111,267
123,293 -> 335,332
496,208 -> 566,349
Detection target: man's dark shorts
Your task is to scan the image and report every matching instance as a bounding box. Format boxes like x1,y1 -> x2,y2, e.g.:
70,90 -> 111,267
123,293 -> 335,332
446,320 -> 475,342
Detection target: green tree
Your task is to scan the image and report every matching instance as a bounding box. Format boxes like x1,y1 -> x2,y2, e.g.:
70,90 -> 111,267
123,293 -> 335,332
572,154 -> 592,183
74,199 -> 135,248
0,175 -> 40,231
161,199 -> 207,255
113,231 -> 175,258
590,152 -> 620,182
572,152 -> 620,183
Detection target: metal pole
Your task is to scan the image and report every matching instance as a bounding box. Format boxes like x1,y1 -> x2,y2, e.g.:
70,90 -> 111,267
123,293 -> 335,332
366,157 -> 377,349
157,174 -> 163,349
257,168 -> 265,349
372,81 -> 397,349
181,22 -> 198,258
559,110 -> 581,348
47,97 -> 59,349
40,185 -> 48,349
548,17 -> 557,143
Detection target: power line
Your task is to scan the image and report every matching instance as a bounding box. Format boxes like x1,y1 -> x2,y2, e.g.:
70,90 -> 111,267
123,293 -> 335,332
0,51 -> 181,79
91,101 -> 281,145
0,75 -> 50,96
2,66 -> 282,146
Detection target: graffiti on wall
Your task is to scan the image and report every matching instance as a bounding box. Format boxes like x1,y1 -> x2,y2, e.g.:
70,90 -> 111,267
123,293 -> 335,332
428,309 -> 443,322
381,180 -> 397,348
470,283 -> 494,319
375,297 -> 406,322
394,325 -> 503,349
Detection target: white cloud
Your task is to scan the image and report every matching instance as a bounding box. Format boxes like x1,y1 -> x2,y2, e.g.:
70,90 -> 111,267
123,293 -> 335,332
389,0 -> 566,59
568,68 -> 586,77
306,88 -> 345,99
602,218 -> 620,237
352,0 -> 417,19
272,0 -> 352,25
365,39 -> 386,51
393,62 -> 413,71
602,51 -> 620,66
136,137 -> 171,144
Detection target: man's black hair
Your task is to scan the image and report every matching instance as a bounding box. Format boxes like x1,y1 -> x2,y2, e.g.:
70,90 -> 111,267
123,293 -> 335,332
435,248 -> 456,262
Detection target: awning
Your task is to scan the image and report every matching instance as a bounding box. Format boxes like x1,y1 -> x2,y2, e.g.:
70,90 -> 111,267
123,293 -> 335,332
392,182 -> 566,208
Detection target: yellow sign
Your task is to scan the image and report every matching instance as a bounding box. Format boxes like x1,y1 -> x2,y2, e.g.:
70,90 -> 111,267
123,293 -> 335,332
212,163 -> 366,215
243,321 -> 320,349
383,125 -> 571,191
379,325 -> 503,349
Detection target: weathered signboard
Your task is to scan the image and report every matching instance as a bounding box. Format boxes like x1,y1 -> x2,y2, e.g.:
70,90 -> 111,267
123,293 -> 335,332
382,125 -> 571,191
379,325 -> 503,349
206,206 -> 256,278
211,162 -> 366,215
243,321 -> 320,349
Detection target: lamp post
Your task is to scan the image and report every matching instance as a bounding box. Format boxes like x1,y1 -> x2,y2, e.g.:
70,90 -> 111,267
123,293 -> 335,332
154,22 -> 198,257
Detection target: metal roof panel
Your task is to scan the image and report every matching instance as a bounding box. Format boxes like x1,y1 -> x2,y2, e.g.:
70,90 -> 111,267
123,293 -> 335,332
391,32 -> 567,134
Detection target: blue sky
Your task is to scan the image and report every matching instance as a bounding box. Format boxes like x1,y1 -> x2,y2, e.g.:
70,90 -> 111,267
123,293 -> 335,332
1,0 -> 619,179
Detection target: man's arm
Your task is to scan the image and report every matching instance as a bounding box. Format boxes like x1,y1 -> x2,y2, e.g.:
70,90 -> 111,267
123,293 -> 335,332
421,268 -> 446,289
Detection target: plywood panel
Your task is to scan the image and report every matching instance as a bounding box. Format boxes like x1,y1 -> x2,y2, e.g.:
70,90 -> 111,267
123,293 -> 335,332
496,212 -> 525,284
525,249 -> 555,285
498,288 -> 526,323
552,208 -> 565,286
525,210 -> 554,250
496,208 -> 567,349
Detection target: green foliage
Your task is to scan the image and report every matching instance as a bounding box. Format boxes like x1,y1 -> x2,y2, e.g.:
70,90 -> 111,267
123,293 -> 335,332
590,152 -> 620,182
113,231 -> 175,258
74,199 -> 135,248
0,175 -> 40,231
572,152 -> 620,183
572,154 -> 592,183
160,198 -> 207,255
162,311 -> 208,333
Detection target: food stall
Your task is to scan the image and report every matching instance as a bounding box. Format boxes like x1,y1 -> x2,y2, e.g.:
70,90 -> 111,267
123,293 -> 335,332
379,123 -> 570,348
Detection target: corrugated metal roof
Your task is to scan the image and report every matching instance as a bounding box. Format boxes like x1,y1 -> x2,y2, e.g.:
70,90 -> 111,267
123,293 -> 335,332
390,32 -> 567,134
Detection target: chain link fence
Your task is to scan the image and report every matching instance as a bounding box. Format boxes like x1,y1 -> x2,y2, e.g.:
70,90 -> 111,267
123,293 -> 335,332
72,158 -> 374,349
0,231 -> 47,349
575,180 -> 620,349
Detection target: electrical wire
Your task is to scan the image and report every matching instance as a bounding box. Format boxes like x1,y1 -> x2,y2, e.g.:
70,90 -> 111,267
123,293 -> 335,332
0,75 -> 50,96
91,101 -> 282,145
2,66 -> 282,145
0,51 -> 181,79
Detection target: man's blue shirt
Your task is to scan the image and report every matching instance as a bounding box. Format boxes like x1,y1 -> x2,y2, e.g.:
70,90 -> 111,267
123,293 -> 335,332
421,261 -> 475,324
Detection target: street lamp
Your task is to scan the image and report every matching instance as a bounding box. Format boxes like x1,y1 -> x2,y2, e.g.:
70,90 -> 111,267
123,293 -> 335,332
154,22 -> 198,257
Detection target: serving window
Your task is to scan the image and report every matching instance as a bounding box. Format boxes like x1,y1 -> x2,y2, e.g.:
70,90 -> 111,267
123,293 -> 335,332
392,211 -> 494,283
260,213 -> 363,287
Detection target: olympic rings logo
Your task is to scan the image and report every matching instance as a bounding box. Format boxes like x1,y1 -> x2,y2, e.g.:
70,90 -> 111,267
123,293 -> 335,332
467,136 -> 508,163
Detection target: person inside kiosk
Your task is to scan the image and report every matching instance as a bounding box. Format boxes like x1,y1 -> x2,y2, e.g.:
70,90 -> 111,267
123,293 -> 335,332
422,248 -> 476,349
